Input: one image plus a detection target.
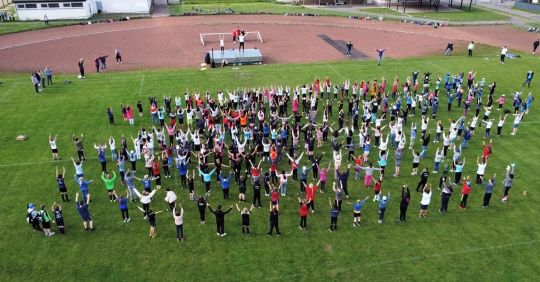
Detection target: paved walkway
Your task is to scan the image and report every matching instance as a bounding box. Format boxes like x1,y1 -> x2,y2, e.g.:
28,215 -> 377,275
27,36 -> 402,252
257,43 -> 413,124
476,1 -> 540,22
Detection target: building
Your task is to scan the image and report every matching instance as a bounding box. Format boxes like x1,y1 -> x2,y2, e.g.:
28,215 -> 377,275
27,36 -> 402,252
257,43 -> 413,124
13,0 -> 152,21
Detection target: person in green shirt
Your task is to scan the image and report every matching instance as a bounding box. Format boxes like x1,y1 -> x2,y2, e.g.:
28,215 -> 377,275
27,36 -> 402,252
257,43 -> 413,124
101,171 -> 117,202
39,205 -> 54,237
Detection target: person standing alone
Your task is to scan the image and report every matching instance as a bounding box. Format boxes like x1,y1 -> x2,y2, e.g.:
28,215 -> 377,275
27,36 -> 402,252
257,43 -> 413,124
467,41 -> 475,56
78,58 -> 85,79
346,41 -> 353,57
376,48 -> 386,66
533,39 -> 539,55
238,31 -> 245,52
500,46 -> 508,64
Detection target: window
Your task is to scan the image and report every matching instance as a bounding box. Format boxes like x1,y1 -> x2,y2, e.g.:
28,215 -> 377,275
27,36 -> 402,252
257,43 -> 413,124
17,4 -> 24,8
41,4 -> 48,8
63,3 -> 71,7
71,2 -> 83,7
25,4 -> 37,8
48,3 -> 59,8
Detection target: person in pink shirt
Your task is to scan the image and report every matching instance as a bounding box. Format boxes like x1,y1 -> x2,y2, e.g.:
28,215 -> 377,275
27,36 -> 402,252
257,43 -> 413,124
317,162 -> 331,193
126,105 -> 134,126
497,94 -> 506,110
292,98 -> 299,115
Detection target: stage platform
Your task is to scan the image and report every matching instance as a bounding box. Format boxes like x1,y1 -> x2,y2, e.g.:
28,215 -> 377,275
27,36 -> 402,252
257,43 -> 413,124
206,48 -> 263,66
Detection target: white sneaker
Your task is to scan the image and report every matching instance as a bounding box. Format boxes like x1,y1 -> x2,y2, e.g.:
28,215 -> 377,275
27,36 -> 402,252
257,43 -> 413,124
221,233 -> 227,237
49,232 -> 55,236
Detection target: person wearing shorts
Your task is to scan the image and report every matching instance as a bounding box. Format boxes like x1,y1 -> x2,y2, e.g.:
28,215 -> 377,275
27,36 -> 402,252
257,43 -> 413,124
75,193 -> 94,231
419,184 -> 432,217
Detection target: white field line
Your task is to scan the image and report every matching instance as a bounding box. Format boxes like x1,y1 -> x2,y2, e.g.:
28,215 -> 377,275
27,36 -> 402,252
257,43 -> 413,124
0,83 -> 18,100
138,75 -> 145,97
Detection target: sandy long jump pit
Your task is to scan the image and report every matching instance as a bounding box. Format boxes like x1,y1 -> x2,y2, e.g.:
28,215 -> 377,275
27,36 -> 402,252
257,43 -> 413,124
0,15 -> 537,73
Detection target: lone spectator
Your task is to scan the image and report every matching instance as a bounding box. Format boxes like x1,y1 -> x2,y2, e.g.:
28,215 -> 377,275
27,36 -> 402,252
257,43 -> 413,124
78,58 -> 85,79
467,41 -> 474,56
238,31 -> 245,52
376,48 -> 386,66
346,41 -> 353,57
533,39 -> 539,55
521,70 -> 534,88
500,46 -> 508,64
115,48 -> 122,64
445,42 -> 453,56
44,66 -> 53,85
44,14 -> 48,25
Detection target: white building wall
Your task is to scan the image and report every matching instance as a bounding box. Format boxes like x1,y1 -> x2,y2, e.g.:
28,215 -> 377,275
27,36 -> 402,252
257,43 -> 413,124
98,0 -> 151,13
16,2 -> 93,20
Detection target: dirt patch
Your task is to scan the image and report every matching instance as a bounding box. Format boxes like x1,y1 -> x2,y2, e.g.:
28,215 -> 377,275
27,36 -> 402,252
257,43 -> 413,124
0,15 -> 537,73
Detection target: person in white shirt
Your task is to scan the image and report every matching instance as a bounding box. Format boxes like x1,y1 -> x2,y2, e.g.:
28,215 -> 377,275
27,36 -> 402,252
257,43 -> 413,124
219,35 -> 225,53
173,206 -> 184,241
500,46 -> 508,64
164,188 -> 177,211
476,157 -> 487,184
49,134 -> 59,160
467,41 -> 475,56
238,31 -> 245,52
419,184 -> 432,217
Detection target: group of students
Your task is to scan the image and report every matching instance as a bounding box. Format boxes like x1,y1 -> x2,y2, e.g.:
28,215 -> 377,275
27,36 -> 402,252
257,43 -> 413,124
28,68 -> 533,239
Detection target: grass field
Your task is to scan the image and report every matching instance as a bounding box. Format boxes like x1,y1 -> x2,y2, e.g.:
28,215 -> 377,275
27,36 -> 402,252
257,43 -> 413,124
170,2 -> 357,16
410,7 -> 510,22
0,53 -> 540,280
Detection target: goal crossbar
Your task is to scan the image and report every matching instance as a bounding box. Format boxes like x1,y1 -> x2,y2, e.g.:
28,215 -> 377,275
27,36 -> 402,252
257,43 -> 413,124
199,31 -> 264,46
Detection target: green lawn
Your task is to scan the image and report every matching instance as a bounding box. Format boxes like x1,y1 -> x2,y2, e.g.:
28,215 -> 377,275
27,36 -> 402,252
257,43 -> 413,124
410,7 -> 510,22
1,55 -> 539,280
170,2 -> 356,16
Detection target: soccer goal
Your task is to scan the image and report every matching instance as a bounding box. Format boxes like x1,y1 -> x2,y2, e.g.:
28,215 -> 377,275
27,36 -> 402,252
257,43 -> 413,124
199,31 -> 264,46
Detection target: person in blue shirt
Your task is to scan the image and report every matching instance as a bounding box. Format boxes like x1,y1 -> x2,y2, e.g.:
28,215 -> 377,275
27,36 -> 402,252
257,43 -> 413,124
134,174 -> 157,192
94,143 -> 107,173
521,70 -> 534,88
378,192 -> 390,224
55,166 -> 69,202
218,171 -> 233,200
328,198 -> 340,232
199,167 -> 216,192
482,173 -> 496,208
75,192 -> 94,231
350,196 -> 369,227
114,191 -> 130,222
74,175 -> 92,203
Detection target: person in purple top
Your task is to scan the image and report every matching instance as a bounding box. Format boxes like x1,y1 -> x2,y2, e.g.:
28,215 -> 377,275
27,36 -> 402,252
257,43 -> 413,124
376,49 -> 386,66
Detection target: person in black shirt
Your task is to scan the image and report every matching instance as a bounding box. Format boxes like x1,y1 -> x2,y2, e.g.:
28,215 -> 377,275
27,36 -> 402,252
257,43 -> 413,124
252,176 -> 262,207
346,41 -> 353,57
78,58 -> 85,79
267,203 -> 280,236
137,207 -> 163,239
533,38 -> 539,54
196,191 -> 209,223
236,203 -> 254,234
208,204 -> 233,236
416,168 -> 430,192
444,42 -> 453,56
399,185 -> 410,222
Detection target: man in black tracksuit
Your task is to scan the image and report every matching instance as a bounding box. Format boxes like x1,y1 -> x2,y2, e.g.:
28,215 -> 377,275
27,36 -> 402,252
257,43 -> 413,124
267,204 -> 280,236
208,204 -> 232,236
416,168 -> 430,192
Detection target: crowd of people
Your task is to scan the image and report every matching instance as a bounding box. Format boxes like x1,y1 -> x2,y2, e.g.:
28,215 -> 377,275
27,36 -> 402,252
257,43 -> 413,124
27,68 -> 535,240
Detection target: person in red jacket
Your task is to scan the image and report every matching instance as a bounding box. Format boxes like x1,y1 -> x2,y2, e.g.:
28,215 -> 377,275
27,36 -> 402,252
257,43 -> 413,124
152,156 -> 162,189
482,140 -> 492,162
304,181 -> 320,213
270,186 -> 280,209
297,198 -> 309,229
459,176 -> 472,209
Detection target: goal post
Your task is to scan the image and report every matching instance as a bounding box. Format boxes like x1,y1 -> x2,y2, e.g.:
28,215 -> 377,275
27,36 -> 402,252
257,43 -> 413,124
199,31 -> 264,46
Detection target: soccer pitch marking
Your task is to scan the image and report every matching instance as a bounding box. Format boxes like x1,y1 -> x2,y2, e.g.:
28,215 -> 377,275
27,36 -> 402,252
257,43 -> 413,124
0,83 -> 17,100
138,75 -> 145,97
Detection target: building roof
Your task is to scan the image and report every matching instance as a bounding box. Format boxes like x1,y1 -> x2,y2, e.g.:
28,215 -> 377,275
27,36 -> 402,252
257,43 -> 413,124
13,0 -> 86,3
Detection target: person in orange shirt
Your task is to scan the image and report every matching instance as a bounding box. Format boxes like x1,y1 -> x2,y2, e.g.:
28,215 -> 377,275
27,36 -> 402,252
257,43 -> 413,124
305,181 -> 320,213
